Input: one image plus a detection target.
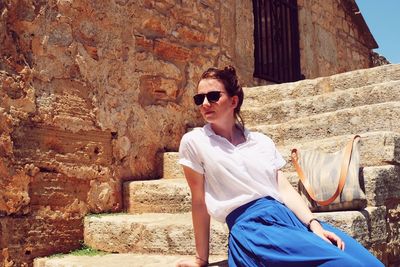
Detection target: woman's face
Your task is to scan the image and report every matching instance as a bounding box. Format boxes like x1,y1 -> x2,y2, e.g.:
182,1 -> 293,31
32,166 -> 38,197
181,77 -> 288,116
196,78 -> 237,124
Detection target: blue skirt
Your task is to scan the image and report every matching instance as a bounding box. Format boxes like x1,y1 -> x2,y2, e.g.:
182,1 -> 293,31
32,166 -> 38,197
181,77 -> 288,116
226,197 -> 384,267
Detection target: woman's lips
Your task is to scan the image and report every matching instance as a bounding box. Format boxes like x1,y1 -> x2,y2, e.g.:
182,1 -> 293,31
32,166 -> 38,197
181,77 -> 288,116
204,110 -> 215,115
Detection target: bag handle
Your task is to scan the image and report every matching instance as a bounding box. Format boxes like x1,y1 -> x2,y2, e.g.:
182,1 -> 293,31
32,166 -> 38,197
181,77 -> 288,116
291,135 -> 360,206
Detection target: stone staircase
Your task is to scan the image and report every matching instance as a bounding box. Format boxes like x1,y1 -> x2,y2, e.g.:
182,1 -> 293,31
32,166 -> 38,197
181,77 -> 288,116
34,64 -> 400,266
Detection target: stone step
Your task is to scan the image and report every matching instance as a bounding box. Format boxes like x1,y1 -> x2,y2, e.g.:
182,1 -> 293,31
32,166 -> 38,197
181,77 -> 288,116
123,179 -> 191,214
83,209 -> 386,255
242,80 -> 400,126
84,213 -> 229,255
123,164 -> 399,214
162,131 -> 400,180
243,64 -> 400,106
251,102 -> 400,146
34,253 -> 228,267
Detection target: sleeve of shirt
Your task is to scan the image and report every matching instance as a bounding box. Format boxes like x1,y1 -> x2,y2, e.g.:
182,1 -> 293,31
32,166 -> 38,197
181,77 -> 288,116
274,144 -> 286,170
178,133 -> 205,175
258,133 -> 286,170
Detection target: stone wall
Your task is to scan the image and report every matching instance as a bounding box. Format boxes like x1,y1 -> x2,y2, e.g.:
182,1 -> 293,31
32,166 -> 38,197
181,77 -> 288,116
298,0 -> 377,79
0,0 -> 254,265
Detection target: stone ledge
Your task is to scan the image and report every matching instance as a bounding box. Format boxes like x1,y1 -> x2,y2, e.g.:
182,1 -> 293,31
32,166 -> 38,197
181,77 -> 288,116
84,209 -> 385,256
244,64 -> 400,106
242,80 -> 400,126
253,102 -> 400,146
84,213 -> 228,255
33,253 -> 228,267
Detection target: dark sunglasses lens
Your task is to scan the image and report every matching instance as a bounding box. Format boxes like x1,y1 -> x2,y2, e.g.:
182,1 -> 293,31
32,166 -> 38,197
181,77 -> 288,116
193,94 -> 205,105
193,91 -> 221,105
207,91 -> 221,102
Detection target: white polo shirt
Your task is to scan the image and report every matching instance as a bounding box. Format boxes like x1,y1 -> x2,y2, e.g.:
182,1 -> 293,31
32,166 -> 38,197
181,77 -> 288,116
178,124 -> 286,222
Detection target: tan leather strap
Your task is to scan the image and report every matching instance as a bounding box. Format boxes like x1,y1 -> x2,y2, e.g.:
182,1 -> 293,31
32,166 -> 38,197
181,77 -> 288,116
291,135 -> 360,206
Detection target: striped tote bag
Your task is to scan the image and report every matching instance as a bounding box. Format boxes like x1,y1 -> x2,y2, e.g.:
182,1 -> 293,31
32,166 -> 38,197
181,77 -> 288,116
291,135 -> 367,212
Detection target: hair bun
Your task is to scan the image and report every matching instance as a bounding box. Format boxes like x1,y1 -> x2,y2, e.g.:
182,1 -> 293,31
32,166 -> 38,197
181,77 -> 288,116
224,65 -> 236,76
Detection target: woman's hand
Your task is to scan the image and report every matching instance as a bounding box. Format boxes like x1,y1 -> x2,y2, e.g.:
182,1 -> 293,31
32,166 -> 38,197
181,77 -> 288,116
176,257 -> 208,267
309,220 -> 345,251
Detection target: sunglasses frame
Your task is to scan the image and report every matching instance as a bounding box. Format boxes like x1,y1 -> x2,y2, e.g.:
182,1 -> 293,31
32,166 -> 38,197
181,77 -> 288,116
193,91 -> 223,106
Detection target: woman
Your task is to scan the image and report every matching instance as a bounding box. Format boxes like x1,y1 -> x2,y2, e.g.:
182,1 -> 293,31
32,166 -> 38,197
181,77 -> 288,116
176,66 -> 383,267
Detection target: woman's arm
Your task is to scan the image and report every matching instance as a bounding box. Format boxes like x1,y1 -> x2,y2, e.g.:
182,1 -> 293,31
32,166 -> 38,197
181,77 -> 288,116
277,170 -> 345,250
176,166 -> 210,267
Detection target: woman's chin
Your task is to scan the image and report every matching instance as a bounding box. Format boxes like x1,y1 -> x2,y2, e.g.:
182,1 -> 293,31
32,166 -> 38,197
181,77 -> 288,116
202,114 -> 216,122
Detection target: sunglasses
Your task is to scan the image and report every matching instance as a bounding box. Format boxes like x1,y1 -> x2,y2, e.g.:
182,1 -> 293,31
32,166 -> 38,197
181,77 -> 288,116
193,91 -> 223,106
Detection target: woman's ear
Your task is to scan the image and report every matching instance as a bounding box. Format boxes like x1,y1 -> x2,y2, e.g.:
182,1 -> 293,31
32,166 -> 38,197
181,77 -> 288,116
231,95 -> 239,109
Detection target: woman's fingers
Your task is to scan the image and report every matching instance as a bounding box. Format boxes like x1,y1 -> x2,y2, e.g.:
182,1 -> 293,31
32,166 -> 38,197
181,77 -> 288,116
323,230 -> 345,251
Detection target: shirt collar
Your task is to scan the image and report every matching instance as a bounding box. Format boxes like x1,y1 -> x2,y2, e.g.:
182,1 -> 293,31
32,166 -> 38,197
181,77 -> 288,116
203,123 -> 250,140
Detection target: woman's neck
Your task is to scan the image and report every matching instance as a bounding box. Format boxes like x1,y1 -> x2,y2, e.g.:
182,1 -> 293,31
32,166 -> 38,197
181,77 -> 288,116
210,122 -> 244,145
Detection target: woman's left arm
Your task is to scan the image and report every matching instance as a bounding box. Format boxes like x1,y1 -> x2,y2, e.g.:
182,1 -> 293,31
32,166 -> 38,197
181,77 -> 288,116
277,170 -> 345,250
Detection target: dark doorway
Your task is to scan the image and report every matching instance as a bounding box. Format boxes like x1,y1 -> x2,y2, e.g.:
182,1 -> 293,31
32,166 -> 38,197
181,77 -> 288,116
253,0 -> 302,83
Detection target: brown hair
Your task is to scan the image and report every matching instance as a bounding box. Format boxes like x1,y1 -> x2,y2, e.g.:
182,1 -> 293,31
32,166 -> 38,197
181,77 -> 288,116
199,65 -> 245,131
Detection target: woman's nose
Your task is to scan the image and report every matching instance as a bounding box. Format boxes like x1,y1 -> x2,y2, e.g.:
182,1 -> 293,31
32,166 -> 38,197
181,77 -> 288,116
202,96 -> 210,106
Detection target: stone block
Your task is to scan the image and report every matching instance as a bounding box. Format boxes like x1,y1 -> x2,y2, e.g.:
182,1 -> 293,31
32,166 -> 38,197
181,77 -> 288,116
0,161 -> 31,215
386,198 -> 400,264
363,165 -> 400,206
139,75 -> 179,106
84,213 -> 229,255
141,17 -> 168,38
29,172 -> 90,209
0,215 -> 83,266
123,179 -> 191,214
175,25 -> 207,45
12,124 -> 113,168
153,39 -> 192,63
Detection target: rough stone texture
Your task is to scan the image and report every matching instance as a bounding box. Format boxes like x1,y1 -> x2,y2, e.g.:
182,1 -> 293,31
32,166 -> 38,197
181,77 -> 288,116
84,213 -> 229,255
82,210 -> 385,261
298,0 -> 377,78
371,51 -> 390,66
163,152 -> 185,180
254,102 -> 400,146
243,80 -> 400,125
244,64 -> 400,106
0,215 -> 83,266
123,179 -> 191,214
33,254 -> 228,267
162,152 -> 185,180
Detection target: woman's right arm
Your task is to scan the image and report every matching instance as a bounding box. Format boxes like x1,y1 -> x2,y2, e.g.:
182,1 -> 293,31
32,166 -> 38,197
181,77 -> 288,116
176,166 -> 210,267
